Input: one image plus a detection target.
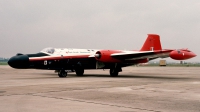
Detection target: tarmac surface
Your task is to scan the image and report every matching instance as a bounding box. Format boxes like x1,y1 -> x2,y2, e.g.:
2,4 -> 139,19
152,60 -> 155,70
0,65 -> 200,112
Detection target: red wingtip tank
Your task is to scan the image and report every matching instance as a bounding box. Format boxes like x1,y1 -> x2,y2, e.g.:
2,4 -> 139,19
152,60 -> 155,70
170,49 -> 196,60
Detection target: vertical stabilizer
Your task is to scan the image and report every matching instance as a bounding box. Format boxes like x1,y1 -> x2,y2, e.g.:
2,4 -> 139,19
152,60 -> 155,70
140,34 -> 162,51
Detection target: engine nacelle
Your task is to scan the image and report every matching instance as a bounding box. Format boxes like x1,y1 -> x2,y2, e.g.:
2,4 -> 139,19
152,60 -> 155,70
170,49 -> 196,60
95,50 -> 122,63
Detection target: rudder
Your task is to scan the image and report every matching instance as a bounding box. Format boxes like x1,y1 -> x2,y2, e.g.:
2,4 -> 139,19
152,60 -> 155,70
140,34 -> 162,51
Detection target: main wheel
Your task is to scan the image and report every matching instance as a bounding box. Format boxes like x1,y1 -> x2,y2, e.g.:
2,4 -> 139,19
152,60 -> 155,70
58,70 -> 67,78
75,68 -> 84,76
110,68 -> 119,77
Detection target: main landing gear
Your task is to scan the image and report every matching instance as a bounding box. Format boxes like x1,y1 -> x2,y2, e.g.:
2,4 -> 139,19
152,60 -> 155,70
109,64 -> 122,77
110,68 -> 119,77
57,68 -> 84,78
58,70 -> 67,78
75,68 -> 84,76
57,62 -> 85,78
75,63 -> 84,76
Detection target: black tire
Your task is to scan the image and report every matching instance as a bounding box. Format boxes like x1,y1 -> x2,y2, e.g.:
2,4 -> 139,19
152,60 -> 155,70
58,70 -> 67,78
110,68 -> 119,77
75,68 -> 84,76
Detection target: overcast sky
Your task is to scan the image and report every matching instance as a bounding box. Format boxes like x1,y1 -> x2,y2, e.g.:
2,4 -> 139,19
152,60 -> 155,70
0,0 -> 199,62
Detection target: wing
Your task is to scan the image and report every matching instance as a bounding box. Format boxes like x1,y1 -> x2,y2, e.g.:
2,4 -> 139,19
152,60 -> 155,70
111,50 -> 173,60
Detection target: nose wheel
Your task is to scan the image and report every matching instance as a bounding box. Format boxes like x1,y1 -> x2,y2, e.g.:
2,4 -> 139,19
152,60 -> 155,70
58,70 -> 67,78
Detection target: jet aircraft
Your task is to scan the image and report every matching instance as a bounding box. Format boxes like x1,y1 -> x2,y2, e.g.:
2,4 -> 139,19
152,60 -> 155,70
8,34 -> 196,77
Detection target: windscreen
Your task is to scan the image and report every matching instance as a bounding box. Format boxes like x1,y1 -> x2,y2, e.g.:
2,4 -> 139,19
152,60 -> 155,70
41,48 -> 55,54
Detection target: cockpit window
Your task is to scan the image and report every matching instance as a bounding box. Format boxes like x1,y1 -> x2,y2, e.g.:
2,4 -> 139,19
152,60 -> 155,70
41,47 -> 55,54
177,50 -> 181,54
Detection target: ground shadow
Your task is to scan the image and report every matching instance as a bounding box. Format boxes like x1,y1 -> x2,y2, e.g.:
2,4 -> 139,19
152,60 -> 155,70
70,74 -> 191,80
18,73 -> 191,80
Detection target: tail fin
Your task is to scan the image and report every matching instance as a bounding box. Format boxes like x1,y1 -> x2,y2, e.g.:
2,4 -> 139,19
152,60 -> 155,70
140,34 -> 162,51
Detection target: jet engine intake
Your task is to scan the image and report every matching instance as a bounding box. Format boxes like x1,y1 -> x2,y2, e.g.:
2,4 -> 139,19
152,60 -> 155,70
95,50 -> 122,63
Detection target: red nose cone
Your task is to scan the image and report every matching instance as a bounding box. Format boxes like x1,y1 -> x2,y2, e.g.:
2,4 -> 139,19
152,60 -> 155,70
170,50 -> 196,60
191,52 -> 197,58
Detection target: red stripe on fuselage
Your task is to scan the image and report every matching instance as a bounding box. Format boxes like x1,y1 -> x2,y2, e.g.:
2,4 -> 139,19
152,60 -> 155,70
29,55 -> 90,61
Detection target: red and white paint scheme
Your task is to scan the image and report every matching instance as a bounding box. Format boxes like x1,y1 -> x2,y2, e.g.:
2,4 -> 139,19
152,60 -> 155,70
8,34 -> 196,77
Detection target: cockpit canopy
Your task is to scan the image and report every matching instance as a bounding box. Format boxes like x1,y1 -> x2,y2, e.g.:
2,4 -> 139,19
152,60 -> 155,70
41,47 -> 55,54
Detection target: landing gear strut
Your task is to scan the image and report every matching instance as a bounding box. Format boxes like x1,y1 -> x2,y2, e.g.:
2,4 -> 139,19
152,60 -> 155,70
58,70 -> 67,78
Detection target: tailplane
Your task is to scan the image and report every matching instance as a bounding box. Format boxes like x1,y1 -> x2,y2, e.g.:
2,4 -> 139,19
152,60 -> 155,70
140,34 -> 162,51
